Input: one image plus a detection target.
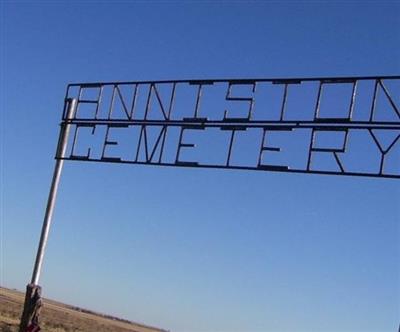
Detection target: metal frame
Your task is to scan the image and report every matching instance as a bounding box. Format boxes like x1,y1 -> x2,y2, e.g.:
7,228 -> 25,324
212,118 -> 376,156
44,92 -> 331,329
62,75 -> 400,178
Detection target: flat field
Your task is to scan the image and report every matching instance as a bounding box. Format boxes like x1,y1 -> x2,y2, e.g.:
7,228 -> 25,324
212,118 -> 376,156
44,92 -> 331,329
0,287 -> 168,332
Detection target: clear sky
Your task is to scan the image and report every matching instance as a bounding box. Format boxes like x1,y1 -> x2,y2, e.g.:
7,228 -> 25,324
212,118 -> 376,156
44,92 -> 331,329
1,1 -> 399,332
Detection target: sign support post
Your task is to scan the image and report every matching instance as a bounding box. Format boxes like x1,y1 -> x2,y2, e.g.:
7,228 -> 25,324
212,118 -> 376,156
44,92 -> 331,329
19,98 -> 78,332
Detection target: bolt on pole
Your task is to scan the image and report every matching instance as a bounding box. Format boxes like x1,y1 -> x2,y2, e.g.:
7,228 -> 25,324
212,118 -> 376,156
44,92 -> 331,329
19,98 -> 78,332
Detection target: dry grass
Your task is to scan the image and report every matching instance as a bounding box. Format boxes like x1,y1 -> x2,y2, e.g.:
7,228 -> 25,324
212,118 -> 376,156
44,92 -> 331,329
0,287 -> 168,332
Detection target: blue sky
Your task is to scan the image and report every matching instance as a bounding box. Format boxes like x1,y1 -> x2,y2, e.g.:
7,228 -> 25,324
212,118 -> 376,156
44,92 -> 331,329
1,1 -> 399,332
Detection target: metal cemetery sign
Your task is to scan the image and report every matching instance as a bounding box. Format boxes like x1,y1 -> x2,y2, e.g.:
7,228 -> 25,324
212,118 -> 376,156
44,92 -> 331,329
61,76 -> 400,178
20,75 -> 400,331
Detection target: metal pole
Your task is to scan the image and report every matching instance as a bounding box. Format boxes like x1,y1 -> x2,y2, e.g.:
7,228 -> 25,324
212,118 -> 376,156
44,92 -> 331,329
19,98 -> 77,331
30,98 -> 77,285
